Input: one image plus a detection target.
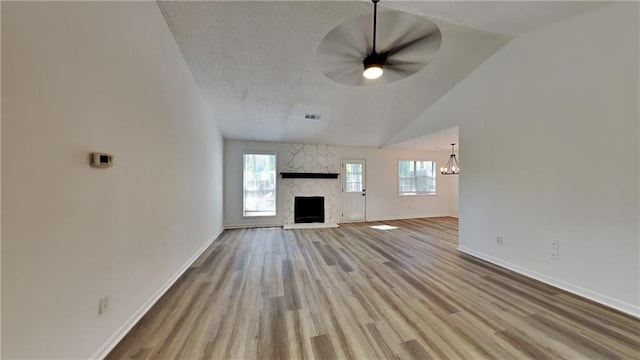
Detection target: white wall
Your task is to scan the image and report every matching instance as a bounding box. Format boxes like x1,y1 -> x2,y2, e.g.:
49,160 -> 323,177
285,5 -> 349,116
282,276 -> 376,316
397,3 -> 639,315
2,2 -> 224,358
450,173 -> 458,218
0,2 -> 3,356
224,140 -> 457,228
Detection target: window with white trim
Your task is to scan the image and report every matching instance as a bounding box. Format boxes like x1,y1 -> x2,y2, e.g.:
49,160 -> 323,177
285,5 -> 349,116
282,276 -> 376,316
243,153 -> 276,216
398,160 -> 436,195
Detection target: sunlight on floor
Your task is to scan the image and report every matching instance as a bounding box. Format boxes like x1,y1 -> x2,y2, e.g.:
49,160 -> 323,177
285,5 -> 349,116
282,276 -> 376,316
370,225 -> 398,230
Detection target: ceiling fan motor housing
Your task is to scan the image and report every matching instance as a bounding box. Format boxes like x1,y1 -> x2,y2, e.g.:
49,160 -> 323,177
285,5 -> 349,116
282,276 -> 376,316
363,51 -> 387,70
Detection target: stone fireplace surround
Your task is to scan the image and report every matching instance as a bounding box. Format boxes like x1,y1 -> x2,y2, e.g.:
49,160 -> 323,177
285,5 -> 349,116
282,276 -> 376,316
280,144 -> 340,229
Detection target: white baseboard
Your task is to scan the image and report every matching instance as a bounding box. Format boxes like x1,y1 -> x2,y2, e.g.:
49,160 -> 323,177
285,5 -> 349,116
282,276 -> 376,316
224,223 -> 282,229
90,229 -> 223,359
457,246 -> 640,318
366,214 -> 456,222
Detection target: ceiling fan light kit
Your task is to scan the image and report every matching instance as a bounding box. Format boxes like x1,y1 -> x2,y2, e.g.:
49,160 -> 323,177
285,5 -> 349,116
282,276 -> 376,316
363,65 -> 383,79
363,52 -> 385,79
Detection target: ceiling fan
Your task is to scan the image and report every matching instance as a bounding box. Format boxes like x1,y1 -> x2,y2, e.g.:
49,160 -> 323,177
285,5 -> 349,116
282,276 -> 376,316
317,0 -> 442,86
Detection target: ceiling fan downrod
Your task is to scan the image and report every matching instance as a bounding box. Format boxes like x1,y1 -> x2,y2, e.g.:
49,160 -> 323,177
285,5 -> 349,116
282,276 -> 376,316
372,0 -> 379,53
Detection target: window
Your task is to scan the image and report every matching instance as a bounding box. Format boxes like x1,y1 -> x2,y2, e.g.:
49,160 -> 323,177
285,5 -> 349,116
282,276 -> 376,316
398,160 -> 436,195
243,153 -> 276,216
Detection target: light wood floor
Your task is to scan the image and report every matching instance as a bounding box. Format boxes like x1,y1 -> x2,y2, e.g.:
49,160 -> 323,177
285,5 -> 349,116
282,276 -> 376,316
107,217 -> 640,359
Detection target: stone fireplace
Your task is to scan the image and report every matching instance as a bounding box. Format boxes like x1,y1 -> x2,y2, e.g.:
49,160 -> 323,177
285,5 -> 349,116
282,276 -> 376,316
280,144 -> 341,229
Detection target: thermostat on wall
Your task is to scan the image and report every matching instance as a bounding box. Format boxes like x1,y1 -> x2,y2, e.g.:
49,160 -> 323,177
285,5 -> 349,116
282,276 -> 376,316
90,152 -> 113,168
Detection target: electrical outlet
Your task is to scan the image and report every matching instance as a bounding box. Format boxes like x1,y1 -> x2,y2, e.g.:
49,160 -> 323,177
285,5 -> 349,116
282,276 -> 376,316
550,250 -> 559,261
496,236 -> 503,245
550,240 -> 560,249
98,295 -> 109,315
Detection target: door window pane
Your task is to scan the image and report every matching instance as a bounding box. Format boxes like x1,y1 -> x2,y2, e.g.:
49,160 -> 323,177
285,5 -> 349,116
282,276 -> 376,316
243,153 -> 276,216
345,163 -> 363,192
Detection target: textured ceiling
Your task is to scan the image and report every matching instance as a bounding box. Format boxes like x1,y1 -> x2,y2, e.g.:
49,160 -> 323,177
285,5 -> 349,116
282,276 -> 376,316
158,1 -> 606,148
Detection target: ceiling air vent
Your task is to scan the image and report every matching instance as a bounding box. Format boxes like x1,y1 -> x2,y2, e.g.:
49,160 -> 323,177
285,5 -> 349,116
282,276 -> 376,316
304,113 -> 322,120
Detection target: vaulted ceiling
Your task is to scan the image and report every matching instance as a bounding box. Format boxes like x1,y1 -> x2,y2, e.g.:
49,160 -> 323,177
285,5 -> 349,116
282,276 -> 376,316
158,1 -> 606,149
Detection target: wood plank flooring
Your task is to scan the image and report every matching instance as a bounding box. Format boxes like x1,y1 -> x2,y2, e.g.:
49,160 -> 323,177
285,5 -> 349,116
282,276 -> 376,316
107,217 -> 640,359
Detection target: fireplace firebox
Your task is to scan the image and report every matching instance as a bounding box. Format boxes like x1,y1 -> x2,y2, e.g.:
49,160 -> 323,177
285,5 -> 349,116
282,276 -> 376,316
294,196 -> 324,223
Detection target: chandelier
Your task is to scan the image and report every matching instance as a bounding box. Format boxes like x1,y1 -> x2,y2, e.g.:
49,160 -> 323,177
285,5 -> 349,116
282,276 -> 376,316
441,143 -> 459,175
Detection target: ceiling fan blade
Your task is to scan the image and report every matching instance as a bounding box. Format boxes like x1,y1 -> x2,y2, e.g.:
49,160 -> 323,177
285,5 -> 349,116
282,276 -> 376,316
324,64 -> 365,86
386,62 -> 430,75
379,67 -> 413,83
378,14 -> 438,52
318,50 -> 362,65
320,38 -> 366,60
378,22 -> 418,53
385,36 -> 441,65
386,32 -> 438,58
385,59 -> 422,66
321,18 -> 370,57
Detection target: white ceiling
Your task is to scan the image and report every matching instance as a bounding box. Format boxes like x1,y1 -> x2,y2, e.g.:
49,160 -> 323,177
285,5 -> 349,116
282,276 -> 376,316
380,1 -> 606,37
157,1 -> 606,149
387,125 -> 459,151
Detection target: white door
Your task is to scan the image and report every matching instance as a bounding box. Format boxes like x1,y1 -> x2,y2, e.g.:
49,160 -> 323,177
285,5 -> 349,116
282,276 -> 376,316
342,159 -> 366,222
